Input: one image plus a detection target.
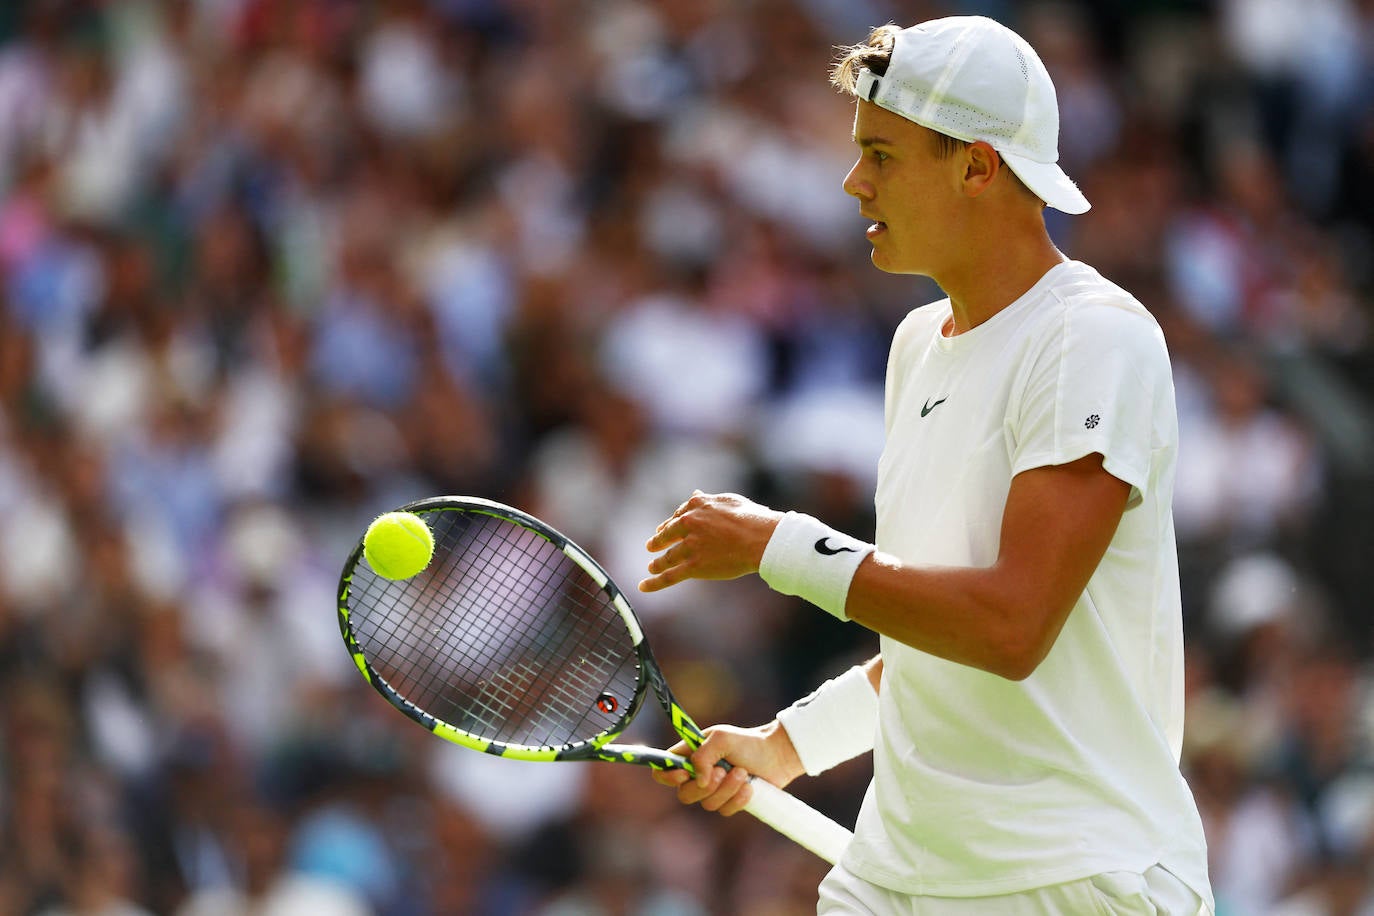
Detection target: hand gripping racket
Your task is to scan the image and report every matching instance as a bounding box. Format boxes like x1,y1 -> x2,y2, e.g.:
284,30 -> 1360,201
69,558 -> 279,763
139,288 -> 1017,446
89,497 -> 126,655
337,496 -> 852,864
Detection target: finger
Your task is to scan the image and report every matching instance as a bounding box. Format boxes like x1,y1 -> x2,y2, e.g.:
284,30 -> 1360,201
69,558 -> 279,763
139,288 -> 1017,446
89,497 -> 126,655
651,741 -> 698,791
638,567 -> 685,593
676,762 -> 727,805
664,495 -> 700,526
646,542 -> 687,576
652,507 -> 684,535
663,739 -> 692,757
716,773 -> 755,817
664,492 -> 709,527
646,520 -> 687,552
651,768 -> 692,789
645,526 -> 673,552
700,766 -> 751,814
690,742 -> 730,789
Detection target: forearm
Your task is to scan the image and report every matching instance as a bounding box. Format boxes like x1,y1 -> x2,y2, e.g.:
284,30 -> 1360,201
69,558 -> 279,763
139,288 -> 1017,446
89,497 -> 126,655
768,457 -> 1127,681
639,467 -> 1122,682
845,554 -> 1045,680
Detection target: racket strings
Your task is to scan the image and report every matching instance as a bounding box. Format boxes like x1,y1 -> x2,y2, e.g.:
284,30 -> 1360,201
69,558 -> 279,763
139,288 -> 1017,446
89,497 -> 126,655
347,510 -> 641,750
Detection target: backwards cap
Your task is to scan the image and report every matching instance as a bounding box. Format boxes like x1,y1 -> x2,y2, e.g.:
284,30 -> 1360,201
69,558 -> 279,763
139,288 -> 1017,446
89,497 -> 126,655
853,16 -> 1090,214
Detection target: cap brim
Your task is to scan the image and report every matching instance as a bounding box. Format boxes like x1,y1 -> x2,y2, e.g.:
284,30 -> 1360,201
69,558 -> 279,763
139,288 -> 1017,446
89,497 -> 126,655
999,152 -> 1090,214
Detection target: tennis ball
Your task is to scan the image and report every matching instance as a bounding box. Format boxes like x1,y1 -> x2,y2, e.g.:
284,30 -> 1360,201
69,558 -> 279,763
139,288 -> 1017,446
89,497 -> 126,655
363,511 -> 434,580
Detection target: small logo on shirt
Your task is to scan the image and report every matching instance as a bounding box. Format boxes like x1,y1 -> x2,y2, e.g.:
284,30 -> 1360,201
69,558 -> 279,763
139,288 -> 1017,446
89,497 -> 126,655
814,538 -> 858,557
1085,414 -> 1101,429
921,397 -> 948,417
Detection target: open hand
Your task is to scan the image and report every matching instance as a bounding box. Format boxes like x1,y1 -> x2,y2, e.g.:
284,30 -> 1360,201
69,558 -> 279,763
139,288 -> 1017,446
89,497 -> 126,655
639,491 -> 783,592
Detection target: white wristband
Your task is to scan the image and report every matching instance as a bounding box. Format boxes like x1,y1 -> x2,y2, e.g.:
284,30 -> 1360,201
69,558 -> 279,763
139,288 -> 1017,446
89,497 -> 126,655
776,665 -> 879,776
758,512 -> 875,620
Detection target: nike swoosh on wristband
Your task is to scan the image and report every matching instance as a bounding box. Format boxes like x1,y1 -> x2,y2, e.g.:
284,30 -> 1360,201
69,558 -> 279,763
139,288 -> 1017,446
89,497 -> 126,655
921,397 -> 948,417
814,538 -> 858,556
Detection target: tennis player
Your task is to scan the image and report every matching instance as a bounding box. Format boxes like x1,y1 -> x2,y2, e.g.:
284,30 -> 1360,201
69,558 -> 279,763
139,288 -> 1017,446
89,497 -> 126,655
639,16 -> 1215,916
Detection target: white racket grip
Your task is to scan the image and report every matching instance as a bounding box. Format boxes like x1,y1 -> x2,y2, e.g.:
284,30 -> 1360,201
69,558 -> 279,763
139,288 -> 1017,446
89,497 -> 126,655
742,776 -> 852,865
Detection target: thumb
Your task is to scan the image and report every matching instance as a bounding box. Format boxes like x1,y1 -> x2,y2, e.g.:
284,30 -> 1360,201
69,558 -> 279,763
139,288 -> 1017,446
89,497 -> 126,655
690,736 -> 731,788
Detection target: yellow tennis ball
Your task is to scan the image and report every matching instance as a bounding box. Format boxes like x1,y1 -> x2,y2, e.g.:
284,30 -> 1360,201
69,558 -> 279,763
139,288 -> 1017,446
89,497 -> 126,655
363,511 -> 434,580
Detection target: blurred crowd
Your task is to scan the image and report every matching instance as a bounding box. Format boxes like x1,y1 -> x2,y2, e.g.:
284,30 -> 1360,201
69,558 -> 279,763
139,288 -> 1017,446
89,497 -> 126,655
0,0 -> 1371,913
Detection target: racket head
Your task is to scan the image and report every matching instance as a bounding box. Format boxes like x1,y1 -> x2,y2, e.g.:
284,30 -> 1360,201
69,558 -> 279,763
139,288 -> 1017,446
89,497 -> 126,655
337,496 -> 652,762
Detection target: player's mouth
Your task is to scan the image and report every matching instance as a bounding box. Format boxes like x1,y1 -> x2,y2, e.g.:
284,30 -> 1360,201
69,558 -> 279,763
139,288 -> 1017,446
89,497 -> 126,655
866,220 -> 887,239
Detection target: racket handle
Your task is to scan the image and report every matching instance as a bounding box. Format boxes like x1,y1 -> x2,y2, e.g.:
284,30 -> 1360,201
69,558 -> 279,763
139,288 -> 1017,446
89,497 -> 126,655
742,776 -> 852,865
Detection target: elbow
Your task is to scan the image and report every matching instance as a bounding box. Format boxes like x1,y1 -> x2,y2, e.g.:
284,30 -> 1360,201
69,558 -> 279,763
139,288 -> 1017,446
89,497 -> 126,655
993,649 -> 1044,682
985,645 -> 1039,681
986,617 -> 1057,682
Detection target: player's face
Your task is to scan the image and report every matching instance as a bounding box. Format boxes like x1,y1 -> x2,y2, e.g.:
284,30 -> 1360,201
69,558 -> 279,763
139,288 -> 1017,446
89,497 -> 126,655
842,101 -> 963,276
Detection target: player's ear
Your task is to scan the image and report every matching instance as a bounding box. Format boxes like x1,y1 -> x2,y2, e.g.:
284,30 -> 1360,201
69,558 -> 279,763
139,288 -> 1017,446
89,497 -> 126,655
962,142 -> 999,199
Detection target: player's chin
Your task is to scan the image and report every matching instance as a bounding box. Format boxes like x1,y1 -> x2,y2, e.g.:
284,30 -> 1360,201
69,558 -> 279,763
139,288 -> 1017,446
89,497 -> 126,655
869,245 -> 926,277
865,233 -> 894,268
868,247 -> 902,274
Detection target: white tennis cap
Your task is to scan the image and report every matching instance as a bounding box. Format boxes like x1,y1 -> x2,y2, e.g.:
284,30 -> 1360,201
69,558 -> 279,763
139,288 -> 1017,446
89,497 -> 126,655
853,16 -> 1090,214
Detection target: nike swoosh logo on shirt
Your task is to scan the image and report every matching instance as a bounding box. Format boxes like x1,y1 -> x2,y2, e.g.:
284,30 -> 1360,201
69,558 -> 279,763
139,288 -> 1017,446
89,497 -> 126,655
921,397 -> 948,417
814,538 -> 858,556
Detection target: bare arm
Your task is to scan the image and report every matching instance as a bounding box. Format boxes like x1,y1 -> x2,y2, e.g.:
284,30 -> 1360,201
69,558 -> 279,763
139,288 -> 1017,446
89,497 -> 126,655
641,453 -> 1129,681
846,452 -> 1129,679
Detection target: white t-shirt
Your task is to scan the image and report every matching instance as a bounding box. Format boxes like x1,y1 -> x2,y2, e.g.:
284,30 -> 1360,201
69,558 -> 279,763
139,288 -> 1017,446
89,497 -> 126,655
846,261 -> 1213,909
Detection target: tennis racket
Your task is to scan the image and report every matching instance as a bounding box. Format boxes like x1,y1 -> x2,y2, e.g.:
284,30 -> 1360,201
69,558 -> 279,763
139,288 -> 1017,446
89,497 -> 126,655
336,495 -> 852,864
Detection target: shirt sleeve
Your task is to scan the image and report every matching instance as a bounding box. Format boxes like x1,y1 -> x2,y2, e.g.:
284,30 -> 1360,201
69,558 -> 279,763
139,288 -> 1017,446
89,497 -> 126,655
1008,300 -> 1173,506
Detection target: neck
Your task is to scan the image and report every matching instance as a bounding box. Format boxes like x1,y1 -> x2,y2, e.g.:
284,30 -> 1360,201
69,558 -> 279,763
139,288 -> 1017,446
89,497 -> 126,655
938,220 -> 1067,336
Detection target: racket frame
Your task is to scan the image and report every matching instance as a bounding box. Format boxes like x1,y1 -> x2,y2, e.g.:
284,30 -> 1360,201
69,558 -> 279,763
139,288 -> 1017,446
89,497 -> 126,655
338,495 -> 853,865
338,496 -> 701,772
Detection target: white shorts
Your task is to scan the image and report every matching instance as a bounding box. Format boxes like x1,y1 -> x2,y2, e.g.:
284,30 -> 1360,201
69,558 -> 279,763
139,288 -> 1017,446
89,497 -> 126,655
818,861 -> 1207,915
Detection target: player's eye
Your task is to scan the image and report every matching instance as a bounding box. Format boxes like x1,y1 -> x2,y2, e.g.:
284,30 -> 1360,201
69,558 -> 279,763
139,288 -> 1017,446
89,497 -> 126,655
873,150 -> 889,164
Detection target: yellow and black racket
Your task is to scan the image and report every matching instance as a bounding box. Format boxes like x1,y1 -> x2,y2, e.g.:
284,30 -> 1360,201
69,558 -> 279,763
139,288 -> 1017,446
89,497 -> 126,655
337,496 -> 852,864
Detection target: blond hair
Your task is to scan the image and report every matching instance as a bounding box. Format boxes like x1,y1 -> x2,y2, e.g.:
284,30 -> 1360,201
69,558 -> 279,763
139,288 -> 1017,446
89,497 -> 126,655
829,24 -> 901,93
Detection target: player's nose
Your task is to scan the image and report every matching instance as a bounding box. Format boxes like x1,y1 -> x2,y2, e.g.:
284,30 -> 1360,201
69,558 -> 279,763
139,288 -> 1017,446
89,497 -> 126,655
843,158 -> 874,201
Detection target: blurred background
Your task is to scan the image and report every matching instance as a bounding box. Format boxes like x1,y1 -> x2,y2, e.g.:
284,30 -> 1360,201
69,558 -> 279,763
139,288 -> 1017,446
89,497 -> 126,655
0,0 -> 1370,913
